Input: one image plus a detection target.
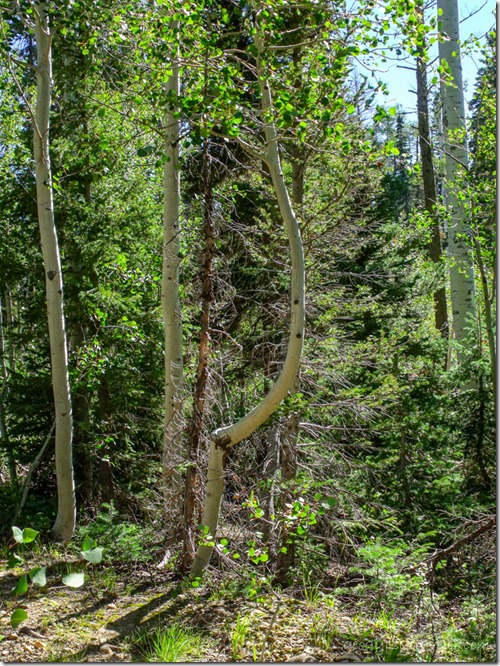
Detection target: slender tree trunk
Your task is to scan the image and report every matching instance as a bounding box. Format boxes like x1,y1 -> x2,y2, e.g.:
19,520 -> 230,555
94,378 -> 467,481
474,236 -> 496,404
161,45 -> 185,524
182,138 -> 215,570
415,8 -> 448,337
437,0 -> 476,362
0,294 -> 16,482
191,31 -> 306,578
257,423 -> 280,546
276,144 -> 304,583
33,2 -> 75,541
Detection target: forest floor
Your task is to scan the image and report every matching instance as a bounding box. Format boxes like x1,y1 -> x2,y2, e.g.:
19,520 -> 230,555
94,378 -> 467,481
1,550 -> 494,663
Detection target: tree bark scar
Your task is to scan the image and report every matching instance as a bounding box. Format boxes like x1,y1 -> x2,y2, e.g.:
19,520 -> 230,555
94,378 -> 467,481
47,270 -> 56,280
214,434 -> 231,451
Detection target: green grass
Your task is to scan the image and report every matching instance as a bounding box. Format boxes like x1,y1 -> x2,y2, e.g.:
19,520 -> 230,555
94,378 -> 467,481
139,624 -> 208,662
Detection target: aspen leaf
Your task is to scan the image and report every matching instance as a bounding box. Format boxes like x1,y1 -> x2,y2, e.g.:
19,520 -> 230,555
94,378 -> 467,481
82,547 -> 104,564
30,567 -> 47,587
62,572 -> 85,588
22,528 -> 39,543
12,527 -> 23,543
13,575 -> 28,595
11,609 -> 28,629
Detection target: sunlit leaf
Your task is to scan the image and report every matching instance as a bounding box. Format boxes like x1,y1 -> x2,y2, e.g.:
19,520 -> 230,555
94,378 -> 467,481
62,572 -> 85,588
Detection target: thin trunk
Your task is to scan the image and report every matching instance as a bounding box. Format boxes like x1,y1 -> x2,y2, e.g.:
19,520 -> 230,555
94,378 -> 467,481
0,294 -> 16,481
437,0 -> 476,362
71,325 -> 93,503
33,2 -> 75,541
276,141 -> 304,583
415,8 -> 448,337
257,423 -> 280,545
191,31 -> 305,578
182,139 -> 215,570
275,409 -> 299,582
474,236 -> 496,404
161,44 -> 185,524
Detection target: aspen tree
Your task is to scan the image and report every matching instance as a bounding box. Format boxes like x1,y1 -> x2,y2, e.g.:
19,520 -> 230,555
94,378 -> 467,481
437,0 -> 476,361
32,2 -> 76,540
191,16 -> 305,578
161,34 -> 185,525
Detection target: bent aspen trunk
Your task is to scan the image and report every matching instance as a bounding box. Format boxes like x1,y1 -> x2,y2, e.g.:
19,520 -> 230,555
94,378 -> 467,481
191,32 -> 305,578
33,3 -> 76,541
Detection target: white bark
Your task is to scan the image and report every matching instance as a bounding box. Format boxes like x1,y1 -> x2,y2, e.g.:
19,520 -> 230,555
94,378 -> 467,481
161,46 -> 184,519
33,2 -> 75,541
437,0 -> 476,361
191,31 -> 305,578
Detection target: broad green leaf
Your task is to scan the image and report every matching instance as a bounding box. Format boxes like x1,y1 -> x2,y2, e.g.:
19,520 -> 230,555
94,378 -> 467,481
13,575 -> 28,595
30,567 -> 47,587
82,535 -> 95,551
62,572 -> 85,588
11,609 -> 28,629
12,526 -> 23,543
22,528 -> 39,544
81,547 -> 104,564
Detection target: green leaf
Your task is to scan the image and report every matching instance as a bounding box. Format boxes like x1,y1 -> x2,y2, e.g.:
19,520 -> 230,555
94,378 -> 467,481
30,567 -> 47,587
233,111 -> 243,124
13,575 -> 28,595
219,538 -> 228,546
388,106 -> 397,116
137,146 -> 154,157
82,535 -> 96,551
12,526 -> 23,543
22,528 -> 39,544
81,547 -> 104,564
347,104 -> 356,114
260,552 -> 269,563
62,572 -> 85,588
10,609 -> 28,629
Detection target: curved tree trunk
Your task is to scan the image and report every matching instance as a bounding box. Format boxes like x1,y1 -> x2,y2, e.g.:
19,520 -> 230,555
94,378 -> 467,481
437,0 -> 476,362
191,31 -> 305,578
33,2 -> 76,541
